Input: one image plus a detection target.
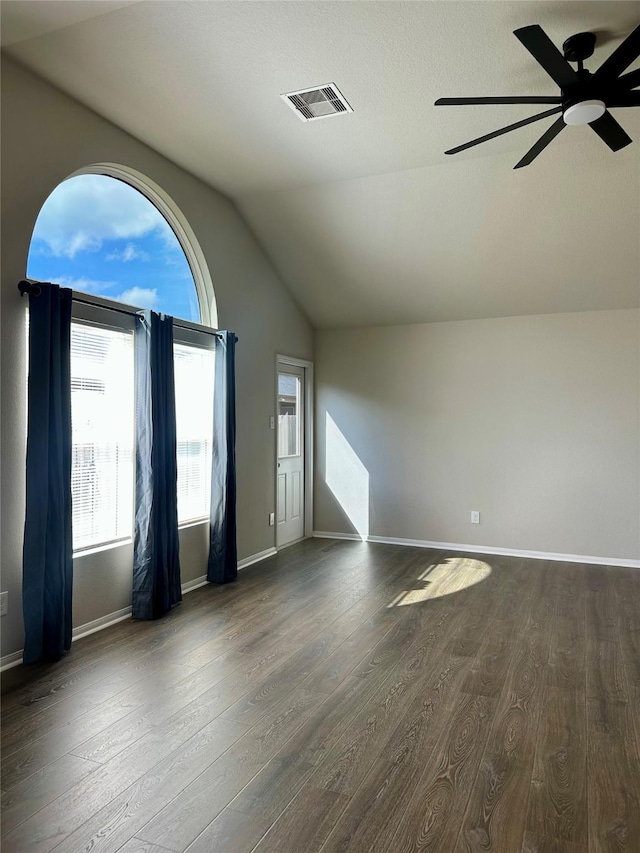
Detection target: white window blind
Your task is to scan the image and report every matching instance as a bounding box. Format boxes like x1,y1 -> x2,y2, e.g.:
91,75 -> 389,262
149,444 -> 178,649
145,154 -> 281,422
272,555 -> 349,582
174,343 -> 215,524
70,323 -> 134,552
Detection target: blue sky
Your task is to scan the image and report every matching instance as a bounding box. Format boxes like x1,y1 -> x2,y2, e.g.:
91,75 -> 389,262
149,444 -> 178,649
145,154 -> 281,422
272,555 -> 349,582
27,174 -> 199,321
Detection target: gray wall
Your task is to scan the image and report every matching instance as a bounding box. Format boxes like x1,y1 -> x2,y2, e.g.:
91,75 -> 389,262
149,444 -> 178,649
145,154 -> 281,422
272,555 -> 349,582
315,310 -> 640,562
1,57 -> 313,658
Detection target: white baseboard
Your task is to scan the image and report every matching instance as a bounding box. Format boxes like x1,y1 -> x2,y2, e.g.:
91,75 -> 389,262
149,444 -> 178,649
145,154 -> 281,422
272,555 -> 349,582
1,607 -> 136,672
180,576 -> 209,594
312,531 -> 640,569
0,546 -> 278,672
314,531 -> 365,542
72,606 -> 133,643
276,537 -> 307,552
0,650 -> 23,671
238,547 -> 277,570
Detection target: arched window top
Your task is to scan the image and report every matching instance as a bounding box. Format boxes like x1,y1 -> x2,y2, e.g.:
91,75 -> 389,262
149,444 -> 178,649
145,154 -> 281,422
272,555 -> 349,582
27,167 -> 216,326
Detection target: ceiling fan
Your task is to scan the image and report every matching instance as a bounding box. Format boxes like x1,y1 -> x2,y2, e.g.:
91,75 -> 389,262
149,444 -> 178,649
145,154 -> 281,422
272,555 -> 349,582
435,24 -> 640,168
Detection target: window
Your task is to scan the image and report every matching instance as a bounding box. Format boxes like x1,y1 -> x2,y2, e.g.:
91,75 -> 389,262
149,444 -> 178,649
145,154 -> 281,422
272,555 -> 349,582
70,330 -> 214,549
27,173 -> 201,322
174,343 -> 215,524
70,323 -> 134,551
27,167 -> 217,552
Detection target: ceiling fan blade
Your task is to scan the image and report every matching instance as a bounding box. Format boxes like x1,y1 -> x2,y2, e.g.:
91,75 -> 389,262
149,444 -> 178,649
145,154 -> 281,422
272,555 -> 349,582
594,23 -> 640,81
514,25 -> 580,90
444,107 -> 562,155
513,117 -> 565,168
617,68 -> 640,89
589,111 -> 633,151
435,96 -> 561,105
606,92 -> 640,107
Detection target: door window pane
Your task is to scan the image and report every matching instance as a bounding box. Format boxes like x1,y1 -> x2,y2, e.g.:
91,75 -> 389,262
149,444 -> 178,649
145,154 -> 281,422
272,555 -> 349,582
278,373 -> 300,457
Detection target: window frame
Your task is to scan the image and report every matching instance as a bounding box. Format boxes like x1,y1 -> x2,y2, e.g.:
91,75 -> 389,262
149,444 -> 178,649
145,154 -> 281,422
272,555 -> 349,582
29,164 -> 219,555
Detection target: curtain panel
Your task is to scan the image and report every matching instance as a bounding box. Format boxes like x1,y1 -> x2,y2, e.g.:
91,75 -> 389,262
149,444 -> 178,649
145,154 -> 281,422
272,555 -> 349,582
133,311 -> 182,619
208,331 -> 238,583
22,282 -> 74,663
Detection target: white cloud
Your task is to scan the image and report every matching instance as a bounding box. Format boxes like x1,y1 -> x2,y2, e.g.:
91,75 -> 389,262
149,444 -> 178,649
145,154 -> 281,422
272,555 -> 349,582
53,276 -> 117,294
106,243 -> 150,263
116,287 -> 158,309
31,174 -> 178,258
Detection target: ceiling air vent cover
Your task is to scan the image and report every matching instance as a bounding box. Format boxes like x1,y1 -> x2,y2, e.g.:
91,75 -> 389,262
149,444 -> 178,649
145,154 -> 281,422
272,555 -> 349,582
281,84 -> 353,121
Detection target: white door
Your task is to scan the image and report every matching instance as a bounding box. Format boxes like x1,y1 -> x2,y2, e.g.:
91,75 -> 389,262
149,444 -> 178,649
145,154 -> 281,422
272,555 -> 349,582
276,365 -> 305,546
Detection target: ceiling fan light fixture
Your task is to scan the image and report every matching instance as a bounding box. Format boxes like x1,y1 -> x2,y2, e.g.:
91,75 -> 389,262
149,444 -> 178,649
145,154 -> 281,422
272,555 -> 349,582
563,99 -> 606,126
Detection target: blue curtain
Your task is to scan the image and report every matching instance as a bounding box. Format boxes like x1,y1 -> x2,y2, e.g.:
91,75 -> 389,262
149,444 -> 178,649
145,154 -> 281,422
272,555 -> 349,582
133,311 -> 182,619
22,282 -> 73,664
208,331 -> 238,583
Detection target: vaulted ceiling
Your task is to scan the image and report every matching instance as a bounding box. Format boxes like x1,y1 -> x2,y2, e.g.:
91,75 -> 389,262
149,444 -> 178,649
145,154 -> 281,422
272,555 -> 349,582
3,1 -> 639,327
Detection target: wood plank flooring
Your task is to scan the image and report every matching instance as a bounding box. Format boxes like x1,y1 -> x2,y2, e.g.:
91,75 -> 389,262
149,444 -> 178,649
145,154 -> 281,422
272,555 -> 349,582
2,539 -> 639,853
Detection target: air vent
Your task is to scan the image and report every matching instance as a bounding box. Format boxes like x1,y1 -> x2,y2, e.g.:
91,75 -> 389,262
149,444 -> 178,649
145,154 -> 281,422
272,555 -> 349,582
281,84 -> 353,122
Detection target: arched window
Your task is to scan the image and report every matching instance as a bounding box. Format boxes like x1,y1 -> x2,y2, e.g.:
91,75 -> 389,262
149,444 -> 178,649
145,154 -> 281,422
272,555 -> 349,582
27,172 -> 203,322
25,168 -> 217,553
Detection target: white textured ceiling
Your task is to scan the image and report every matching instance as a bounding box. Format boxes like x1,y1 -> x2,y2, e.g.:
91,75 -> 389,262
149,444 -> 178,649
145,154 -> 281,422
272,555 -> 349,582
3,1 -> 639,327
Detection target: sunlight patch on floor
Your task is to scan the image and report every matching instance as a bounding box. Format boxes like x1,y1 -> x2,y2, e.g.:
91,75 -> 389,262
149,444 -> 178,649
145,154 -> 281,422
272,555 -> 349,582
388,557 -> 492,606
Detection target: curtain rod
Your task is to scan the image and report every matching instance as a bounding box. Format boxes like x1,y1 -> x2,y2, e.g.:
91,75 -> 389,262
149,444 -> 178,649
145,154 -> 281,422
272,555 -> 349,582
18,280 -> 225,340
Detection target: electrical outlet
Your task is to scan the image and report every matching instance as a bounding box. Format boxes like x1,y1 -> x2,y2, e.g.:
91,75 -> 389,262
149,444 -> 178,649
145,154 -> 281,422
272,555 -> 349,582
269,512 -> 275,527
471,511 -> 480,524
269,416 -> 275,430
0,592 -> 8,616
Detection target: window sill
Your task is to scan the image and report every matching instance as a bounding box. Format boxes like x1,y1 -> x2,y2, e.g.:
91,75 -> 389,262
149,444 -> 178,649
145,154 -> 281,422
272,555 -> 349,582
178,518 -> 209,531
71,520 -> 208,558
73,538 -> 133,559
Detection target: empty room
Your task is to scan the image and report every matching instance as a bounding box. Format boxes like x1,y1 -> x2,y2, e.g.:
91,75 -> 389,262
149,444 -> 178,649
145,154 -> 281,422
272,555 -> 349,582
1,2 -> 639,852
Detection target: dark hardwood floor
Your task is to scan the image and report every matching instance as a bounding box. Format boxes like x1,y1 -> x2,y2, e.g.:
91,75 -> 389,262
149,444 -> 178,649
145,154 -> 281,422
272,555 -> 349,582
2,538 -> 639,852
